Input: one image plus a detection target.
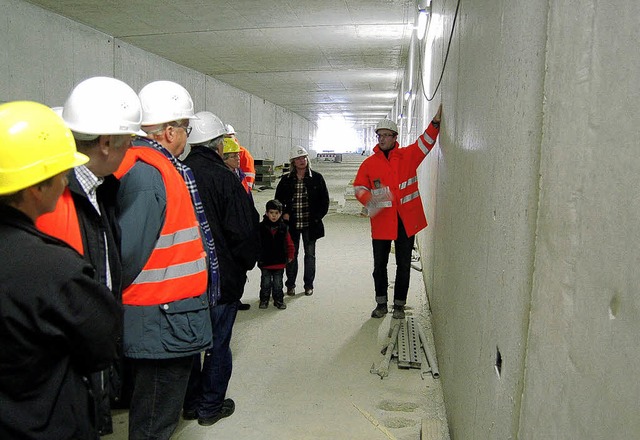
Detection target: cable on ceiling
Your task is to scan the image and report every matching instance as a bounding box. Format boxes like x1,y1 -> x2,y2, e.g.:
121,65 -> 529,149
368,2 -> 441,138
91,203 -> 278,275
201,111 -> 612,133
417,0 -> 462,102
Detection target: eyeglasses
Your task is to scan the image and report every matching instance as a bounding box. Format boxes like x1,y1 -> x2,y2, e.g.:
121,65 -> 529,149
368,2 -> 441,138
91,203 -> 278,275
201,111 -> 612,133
181,125 -> 193,137
169,123 -> 192,137
377,133 -> 397,139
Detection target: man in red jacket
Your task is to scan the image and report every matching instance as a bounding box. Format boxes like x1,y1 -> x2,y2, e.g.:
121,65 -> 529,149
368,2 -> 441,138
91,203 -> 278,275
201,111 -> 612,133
354,105 -> 442,319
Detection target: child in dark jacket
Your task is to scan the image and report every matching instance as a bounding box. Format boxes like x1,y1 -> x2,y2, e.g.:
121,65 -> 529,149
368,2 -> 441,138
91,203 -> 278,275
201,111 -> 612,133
258,199 -> 295,309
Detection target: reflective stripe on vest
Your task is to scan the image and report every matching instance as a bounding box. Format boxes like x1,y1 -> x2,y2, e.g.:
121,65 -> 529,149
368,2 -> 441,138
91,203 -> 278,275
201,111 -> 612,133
399,176 -> 418,190
116,146 -> 207,306
36,188 -> 84,254
133,257 -> 207,284
371,187 -> 390,196
155,226 -> 201,249
419,134 -> 433,154
401,190 -> 421,204
132,225 -> 204,284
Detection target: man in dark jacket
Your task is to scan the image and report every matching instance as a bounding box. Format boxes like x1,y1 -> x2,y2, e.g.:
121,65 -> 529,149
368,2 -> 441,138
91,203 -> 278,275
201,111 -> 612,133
37,77 -> 142,434
182,111 -> 260,426
275,146 -> 330,296
0,101 -> 122,440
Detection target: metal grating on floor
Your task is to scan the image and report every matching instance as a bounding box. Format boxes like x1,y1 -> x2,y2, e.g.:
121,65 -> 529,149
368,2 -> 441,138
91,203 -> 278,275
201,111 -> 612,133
371,316 -> 440,379
397,317 -> 422,369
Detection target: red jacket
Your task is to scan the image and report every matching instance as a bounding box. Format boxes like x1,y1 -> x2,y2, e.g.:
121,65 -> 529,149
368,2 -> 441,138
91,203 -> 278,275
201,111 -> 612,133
353,122 -> 440,240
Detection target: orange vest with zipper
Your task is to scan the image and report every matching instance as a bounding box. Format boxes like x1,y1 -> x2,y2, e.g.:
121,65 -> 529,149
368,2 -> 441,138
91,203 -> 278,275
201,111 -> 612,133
114,146 -> 207,306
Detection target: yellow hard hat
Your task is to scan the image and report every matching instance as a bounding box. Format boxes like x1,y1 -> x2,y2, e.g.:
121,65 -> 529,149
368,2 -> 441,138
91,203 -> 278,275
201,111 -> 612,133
0,101 -> 89,195
222,137 -> 240,154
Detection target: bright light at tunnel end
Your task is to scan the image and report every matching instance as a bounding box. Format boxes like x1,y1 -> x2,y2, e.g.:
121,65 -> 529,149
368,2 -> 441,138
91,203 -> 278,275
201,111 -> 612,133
314,115 -> 363,154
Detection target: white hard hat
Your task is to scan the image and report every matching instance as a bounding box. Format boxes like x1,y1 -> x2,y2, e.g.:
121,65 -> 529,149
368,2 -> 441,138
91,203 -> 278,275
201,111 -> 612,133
189,111 -> 226,145
225,124 -> 236,135
375,118 -> 398,134
62,77 -> 142,135
289,145 -> 309,160
138,80 -> 196,125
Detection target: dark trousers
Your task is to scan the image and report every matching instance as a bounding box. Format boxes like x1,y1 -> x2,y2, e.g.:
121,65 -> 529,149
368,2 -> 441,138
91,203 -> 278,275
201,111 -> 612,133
260,268 -> 285,303
184,301 -> 238,419
286,228 -> 316,290
372,217 -> 415,307
128,356 -> 193,440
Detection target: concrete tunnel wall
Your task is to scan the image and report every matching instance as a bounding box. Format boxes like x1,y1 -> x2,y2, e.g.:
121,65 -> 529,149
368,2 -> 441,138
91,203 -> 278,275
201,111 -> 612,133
2,0 -> 639,438
0,0 -> 312,168
395,0 -> 639,438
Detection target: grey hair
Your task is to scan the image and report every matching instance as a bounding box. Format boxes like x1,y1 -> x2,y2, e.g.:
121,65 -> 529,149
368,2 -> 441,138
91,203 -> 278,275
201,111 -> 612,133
72,131 -> 100,142
73,134 -> 130,152
194,135 -> 224,152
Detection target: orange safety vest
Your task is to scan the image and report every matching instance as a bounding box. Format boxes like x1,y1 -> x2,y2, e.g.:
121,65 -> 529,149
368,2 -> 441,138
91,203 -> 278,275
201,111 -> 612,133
353,124 -> 440,240
239,145 -> 255,190
36,188 -> 84,254
240,175 -> 250,194
114,146 -> 207,306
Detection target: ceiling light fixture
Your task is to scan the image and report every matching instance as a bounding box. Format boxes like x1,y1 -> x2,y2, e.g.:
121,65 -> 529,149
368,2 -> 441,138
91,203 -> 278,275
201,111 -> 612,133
416,0 -> 431,40
417,8 -> 429,40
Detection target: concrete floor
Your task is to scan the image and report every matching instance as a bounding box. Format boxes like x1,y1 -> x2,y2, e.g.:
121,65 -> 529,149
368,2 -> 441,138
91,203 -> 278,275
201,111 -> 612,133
104,156 -> 449,440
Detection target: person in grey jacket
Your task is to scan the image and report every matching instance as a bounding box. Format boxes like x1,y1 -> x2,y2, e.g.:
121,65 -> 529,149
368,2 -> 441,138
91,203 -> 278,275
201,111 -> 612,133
115,81 -> 214,440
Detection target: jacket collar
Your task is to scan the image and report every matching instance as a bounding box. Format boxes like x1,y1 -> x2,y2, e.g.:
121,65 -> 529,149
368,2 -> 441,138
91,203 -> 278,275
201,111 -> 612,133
189,144 -> 225,165
288,167 -> 313,179
373,141 -> 399,156
0,203 -> 68,247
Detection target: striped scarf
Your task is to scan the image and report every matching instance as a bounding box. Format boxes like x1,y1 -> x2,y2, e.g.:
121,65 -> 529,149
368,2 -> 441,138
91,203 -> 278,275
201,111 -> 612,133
137,137 -> 221,305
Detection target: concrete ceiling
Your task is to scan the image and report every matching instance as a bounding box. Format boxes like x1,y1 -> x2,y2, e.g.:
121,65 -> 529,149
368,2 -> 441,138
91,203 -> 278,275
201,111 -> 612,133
25,0 -> 417,128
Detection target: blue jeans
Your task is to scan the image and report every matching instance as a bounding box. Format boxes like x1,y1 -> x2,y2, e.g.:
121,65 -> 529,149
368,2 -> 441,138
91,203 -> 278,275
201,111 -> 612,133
128,357 -> 193,440
260,268 -> 285,303
372,216 -> 414,306
286,228 -> 316,290
184,301 -> 238,418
